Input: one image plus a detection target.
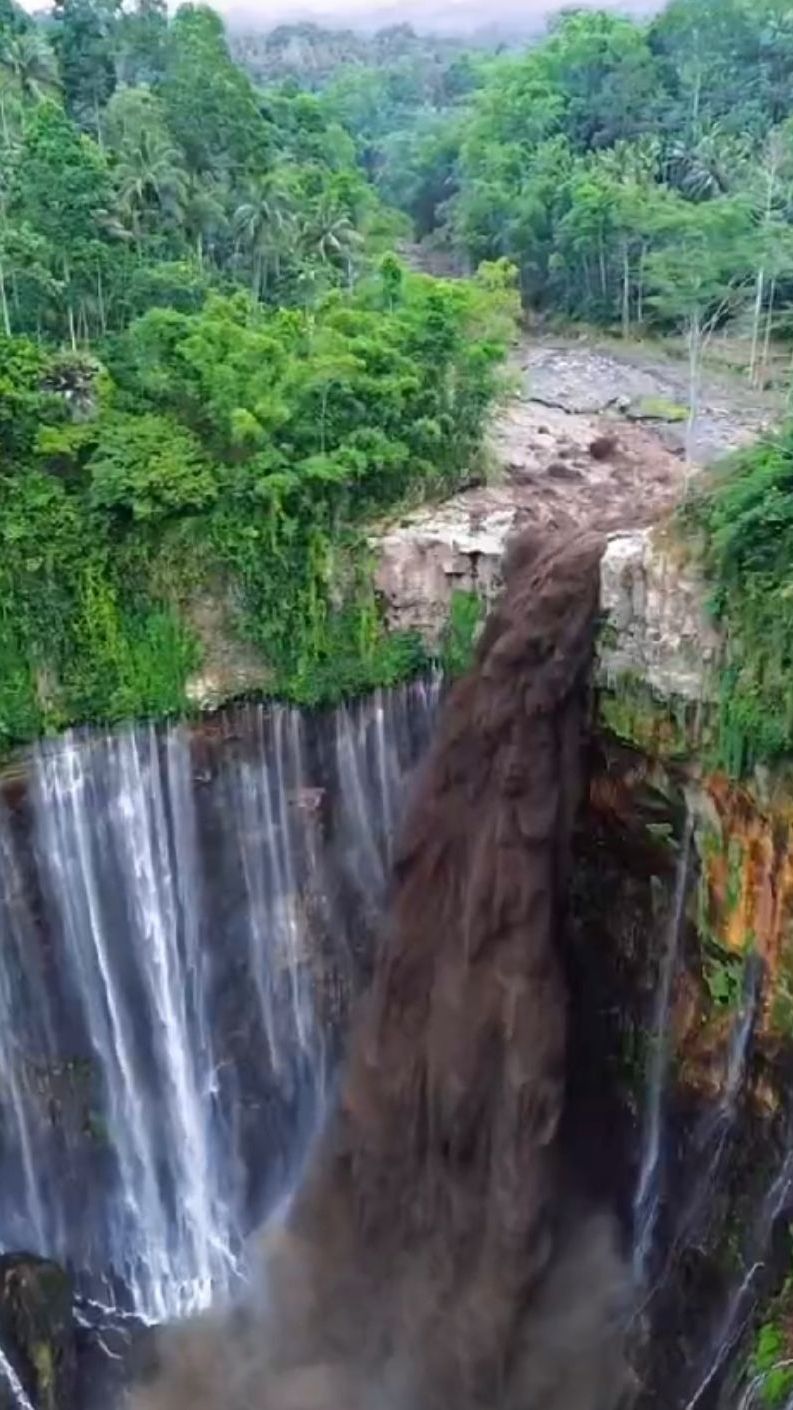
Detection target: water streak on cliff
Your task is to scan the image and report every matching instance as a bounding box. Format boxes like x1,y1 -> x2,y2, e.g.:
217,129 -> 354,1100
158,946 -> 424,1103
666,953 -> 764,1281
0,680 -> 439,1322
0,1341 -> 34,1410
683,1132 -> 793,1410
633,817 -> 692,1285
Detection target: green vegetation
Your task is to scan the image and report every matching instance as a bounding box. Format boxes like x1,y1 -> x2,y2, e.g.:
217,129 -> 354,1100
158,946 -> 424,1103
703,949 -> 746,1011
276,0 -> 793,495
0,0 -> 518,749
439,588 -> 484,677
0,265 -> 513,746
305,1 -> 793,389
8,0 -> 793,754
688,427 -> 793,772
30,1340 -> 54,1403
598,672 -> 702,760
627,396 -> 688,423
749,1296 -> 793,1407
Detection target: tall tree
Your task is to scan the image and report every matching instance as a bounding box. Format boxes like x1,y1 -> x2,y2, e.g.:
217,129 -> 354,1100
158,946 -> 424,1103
52,0 -> 119,136
646,196 -> 755,460
182,174 -> 226,266
540,9 -> 663,150
114,125 -> 187,252
300,192 -> 363,287
116,0 -> 167,87
233,173 -> 295,299
10,100 -> 112,343
159,5 -> 271,179
0,29 -> 59,102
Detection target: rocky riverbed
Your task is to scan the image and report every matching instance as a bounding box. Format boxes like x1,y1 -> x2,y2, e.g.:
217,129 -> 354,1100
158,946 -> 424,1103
375,333 -> 780,651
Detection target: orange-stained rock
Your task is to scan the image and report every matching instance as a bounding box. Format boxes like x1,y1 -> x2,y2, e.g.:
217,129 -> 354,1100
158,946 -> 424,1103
696,775 -> 793,1030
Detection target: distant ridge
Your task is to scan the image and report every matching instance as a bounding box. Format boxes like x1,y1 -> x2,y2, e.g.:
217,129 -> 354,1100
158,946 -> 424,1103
225,0 -> 662,40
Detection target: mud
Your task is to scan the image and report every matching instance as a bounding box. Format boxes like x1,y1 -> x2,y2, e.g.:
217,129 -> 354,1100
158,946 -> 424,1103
134,530 -> 629,1410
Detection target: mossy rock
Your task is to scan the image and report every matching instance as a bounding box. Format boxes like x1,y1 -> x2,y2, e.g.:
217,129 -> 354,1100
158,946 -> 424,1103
0,1255 -> 75,1410
597,676 -> 701,761
626,395 -> 688,423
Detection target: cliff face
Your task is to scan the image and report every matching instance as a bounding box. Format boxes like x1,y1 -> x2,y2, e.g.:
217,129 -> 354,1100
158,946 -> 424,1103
583,545 -> 793,1407
576,737 -> 793,1410
375,503 -> 793,1408
375,507 -> 721,702
4,451 -> 793,1410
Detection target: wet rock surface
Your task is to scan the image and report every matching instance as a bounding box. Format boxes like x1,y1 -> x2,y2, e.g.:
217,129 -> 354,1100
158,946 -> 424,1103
574,739 -> 793,1410
0,1255 -> 75,1410
520,342 -> 775,462
598,530 -> 722,703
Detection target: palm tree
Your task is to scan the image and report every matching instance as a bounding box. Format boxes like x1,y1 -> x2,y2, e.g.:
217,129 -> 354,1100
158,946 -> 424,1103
665,126 -> 752,201
183,175 -> 227,266
115,128 -> 187,251
0,29 -> 59,102
300,195 -> 364,289
233,174 -> 295,301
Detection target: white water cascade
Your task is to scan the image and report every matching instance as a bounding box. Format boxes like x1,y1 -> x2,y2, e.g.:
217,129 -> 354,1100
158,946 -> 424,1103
0,1341 -> 35,1410
633,815 -> 693,1285
0,680 -> 440,1323
683,1133 -> 793,1410
669,952 -> 764,1265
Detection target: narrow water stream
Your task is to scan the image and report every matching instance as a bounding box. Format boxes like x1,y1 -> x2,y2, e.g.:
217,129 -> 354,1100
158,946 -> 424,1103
0,1342 -> 35,1410
633,816 -> 693,1285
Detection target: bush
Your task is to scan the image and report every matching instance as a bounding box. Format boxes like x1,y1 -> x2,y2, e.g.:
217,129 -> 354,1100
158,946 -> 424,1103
0,267 -> 513,747
688,426 -> 793,772
89,414 -> 218,521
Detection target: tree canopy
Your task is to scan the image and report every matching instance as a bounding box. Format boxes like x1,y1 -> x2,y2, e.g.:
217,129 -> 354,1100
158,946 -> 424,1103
8,0 -> 793,755
300,0 -> 793,364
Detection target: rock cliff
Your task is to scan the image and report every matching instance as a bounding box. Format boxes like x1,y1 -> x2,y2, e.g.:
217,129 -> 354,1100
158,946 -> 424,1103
374,502 -> 721,707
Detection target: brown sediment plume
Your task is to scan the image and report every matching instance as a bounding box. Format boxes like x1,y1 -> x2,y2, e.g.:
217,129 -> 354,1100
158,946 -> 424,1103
136,529 -> 629,1410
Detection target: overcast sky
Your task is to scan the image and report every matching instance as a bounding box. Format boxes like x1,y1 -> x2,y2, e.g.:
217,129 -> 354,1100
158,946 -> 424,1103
22,0 -> 662,35
220,0 -> 661,32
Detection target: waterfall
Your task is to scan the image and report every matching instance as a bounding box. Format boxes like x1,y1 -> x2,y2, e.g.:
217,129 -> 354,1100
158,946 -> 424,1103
0,679 -> 440,1323
723,955 -> 762,1106
633,815 -> 693,1284
682,1133 -> 793,1410
0,1341 -> 35,1410
0,828 -> 51,1259
645,950 -> 764,1303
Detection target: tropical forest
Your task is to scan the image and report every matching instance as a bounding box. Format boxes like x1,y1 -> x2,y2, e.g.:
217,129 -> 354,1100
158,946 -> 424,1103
0,0 -> 791,750
5,4 -> 793,1410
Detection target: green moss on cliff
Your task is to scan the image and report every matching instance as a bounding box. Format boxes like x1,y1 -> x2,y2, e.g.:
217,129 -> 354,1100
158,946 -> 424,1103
687,426 -> 793,773
31,1341 -> 54,1406
439,590 -> 485,677
598,673 -> 703,760
747,1281 -> 793,1408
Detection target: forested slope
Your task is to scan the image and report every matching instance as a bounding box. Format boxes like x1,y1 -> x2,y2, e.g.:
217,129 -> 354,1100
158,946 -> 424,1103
273,0 -> 793,772
7,0 -> 793,765
0,0 -> 516,749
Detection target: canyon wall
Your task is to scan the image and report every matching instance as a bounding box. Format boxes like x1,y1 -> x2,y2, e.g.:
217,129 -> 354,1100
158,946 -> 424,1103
5,500 -> 793,1410
376,505 -> 793,1410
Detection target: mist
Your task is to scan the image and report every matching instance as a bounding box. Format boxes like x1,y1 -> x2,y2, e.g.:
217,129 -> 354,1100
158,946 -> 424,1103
223,0 -> 664,39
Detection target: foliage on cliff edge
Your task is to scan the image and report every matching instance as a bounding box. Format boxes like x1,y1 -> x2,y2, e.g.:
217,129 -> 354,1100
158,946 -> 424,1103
0,262 -> 514,748
690,425 -> 793,772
